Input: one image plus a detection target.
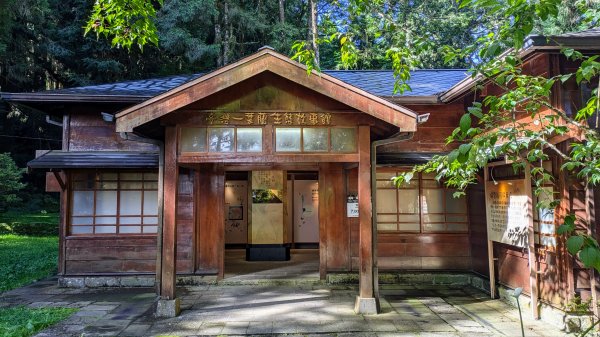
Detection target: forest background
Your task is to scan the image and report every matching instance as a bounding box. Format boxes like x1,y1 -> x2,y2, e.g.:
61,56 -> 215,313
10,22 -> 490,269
0,0 -> 594,207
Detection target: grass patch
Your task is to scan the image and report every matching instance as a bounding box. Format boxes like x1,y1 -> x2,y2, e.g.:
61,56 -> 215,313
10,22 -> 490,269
0,211 -> 59,225
0,235 -> 58,292
0,306 -> 77,337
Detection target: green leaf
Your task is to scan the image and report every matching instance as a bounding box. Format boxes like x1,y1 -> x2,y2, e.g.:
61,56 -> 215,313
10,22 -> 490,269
579,246 -> 600,269
459,114 -> 472,133
567,235 -> 585,255
557,224 -> 572,235
459,143 -> 472,155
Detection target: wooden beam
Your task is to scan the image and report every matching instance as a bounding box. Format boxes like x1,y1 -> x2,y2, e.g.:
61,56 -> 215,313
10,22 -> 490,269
160,126 -> 178,300
357,125 -> 374,299
178,153 -> 360,164
52,171 -> 66,191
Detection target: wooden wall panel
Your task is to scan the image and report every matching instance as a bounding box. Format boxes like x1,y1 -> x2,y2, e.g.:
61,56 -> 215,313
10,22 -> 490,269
196,164 -> 225,276
467,182 -> 488,276
319,163 -> 350,272
378,103 -> 464,153
64,237 -> 157,274
68,114 -> 157,152
495,243 -> 531,293
176,169 -> 195,273
350,230 -> 472,271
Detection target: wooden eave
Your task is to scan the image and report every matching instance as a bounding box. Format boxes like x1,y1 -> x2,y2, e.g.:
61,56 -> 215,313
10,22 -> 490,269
115,48 -> 418,133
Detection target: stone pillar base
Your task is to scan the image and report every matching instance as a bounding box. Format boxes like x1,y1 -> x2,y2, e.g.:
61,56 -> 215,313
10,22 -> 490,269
156,298 -> 181,317
354,296 -> 379,314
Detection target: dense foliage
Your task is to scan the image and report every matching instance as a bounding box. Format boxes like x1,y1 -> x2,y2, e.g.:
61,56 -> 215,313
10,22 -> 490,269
0,153 -> 25,212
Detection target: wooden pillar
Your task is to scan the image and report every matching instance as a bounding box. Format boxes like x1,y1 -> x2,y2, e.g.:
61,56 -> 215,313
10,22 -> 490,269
319,163 -> 347,279
196,164 -> 225,278
158,126 -> 179,314
524,164 -> 539,319
355,125 -> 377,314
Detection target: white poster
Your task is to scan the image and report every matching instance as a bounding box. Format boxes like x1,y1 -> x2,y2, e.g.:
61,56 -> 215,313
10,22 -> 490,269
485,179 -> 531,248
224,181 -> 248,244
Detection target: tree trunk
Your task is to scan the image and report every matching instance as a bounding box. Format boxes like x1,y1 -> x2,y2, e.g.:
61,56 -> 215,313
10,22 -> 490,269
223,1 -> 230,66
279,0 -> 285,24
215,4 -> 223,67
307,0 -> 319,67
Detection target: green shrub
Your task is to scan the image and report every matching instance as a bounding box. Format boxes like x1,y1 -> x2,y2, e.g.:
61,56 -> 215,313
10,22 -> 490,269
11,222 -> 58,236
0,222 -> 58,236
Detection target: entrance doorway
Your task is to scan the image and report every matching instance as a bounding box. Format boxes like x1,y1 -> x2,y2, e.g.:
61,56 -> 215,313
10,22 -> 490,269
223,170 -> 320,280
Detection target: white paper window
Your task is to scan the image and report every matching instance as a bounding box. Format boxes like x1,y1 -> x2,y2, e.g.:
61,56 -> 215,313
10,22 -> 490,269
209,128 -> 234,152
70,171 -> 159,236
180,127 -> 207,153
376,170 -> 468,233
120,191 -> 142,215
331,128 -> 357,152
276,128 -> 301,152
236,128 -> 262,152
303,128 -> 328,152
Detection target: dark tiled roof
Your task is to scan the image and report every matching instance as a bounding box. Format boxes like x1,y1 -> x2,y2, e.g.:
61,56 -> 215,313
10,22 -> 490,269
51,73 -> 205,97
28,151 -> 159,169
325,70 -> 467,96
12,69 -> 467,100
553,27 -> 600,38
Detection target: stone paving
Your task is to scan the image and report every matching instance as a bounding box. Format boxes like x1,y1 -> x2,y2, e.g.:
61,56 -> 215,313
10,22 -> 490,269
0,277 -> 574,337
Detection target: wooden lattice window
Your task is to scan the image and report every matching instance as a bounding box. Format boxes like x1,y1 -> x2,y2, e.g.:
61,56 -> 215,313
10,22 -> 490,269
375,169 -> 468,233
70,171 -> 158,235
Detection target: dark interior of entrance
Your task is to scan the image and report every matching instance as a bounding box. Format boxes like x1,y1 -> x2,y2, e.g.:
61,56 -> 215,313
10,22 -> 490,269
223,171 -> 320,279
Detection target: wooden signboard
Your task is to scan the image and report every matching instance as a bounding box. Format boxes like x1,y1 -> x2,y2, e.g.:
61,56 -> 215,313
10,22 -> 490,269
485,179 -> 530,248
484,162 -> 539,319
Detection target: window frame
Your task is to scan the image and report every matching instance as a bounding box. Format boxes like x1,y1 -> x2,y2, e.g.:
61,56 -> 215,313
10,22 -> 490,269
178,126 -> 264,155
273,126 -> 357,153
375,168 -> 469,234
68,170 -> 159,237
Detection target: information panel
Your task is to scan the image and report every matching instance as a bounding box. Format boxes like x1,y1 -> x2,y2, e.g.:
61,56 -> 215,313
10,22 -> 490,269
485,179 -> 531,248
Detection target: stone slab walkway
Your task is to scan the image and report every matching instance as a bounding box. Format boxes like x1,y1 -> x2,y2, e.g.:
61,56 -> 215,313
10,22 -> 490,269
0,278 -> 573,337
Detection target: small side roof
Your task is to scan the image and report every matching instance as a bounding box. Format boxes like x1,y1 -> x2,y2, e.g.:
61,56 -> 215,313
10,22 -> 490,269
27,151 -> 159,169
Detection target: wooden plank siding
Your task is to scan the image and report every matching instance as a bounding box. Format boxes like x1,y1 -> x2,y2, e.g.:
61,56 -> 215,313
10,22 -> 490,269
176,169 -> 195,273
64,237 -> 157,274
68,114 -> 157,152
378,103 -> 465,153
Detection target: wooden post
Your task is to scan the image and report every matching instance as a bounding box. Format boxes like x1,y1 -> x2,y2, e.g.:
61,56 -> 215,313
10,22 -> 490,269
483,166 -> 496,299
354,125 -> 377,314
159,126 -> 179,311
586,184 -> 599,318
524,164 -> 540,320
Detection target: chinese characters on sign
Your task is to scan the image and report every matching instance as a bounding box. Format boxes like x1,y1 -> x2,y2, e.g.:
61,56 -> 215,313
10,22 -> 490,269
206,112 -> 333,126
485,179 -> 530,248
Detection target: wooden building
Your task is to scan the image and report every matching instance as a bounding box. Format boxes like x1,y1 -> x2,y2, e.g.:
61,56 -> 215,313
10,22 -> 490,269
2,30 -> 599,319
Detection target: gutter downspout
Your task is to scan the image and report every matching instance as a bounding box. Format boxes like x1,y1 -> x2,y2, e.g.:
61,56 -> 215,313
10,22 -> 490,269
370,131 -> 414,304
120,132 -> 165,297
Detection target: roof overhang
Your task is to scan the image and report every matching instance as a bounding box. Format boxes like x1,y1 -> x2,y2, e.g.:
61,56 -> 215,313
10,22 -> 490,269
115,47 -> 418,133
440,32 -> 600,103
28,151 -> 159,169
0,93 -> 149,103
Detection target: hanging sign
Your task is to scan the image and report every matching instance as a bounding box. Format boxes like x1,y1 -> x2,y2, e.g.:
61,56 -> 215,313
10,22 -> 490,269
347,195 -> 359,218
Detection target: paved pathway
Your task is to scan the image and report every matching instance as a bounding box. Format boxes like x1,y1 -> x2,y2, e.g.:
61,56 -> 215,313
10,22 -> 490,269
0,278 -> 572,336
